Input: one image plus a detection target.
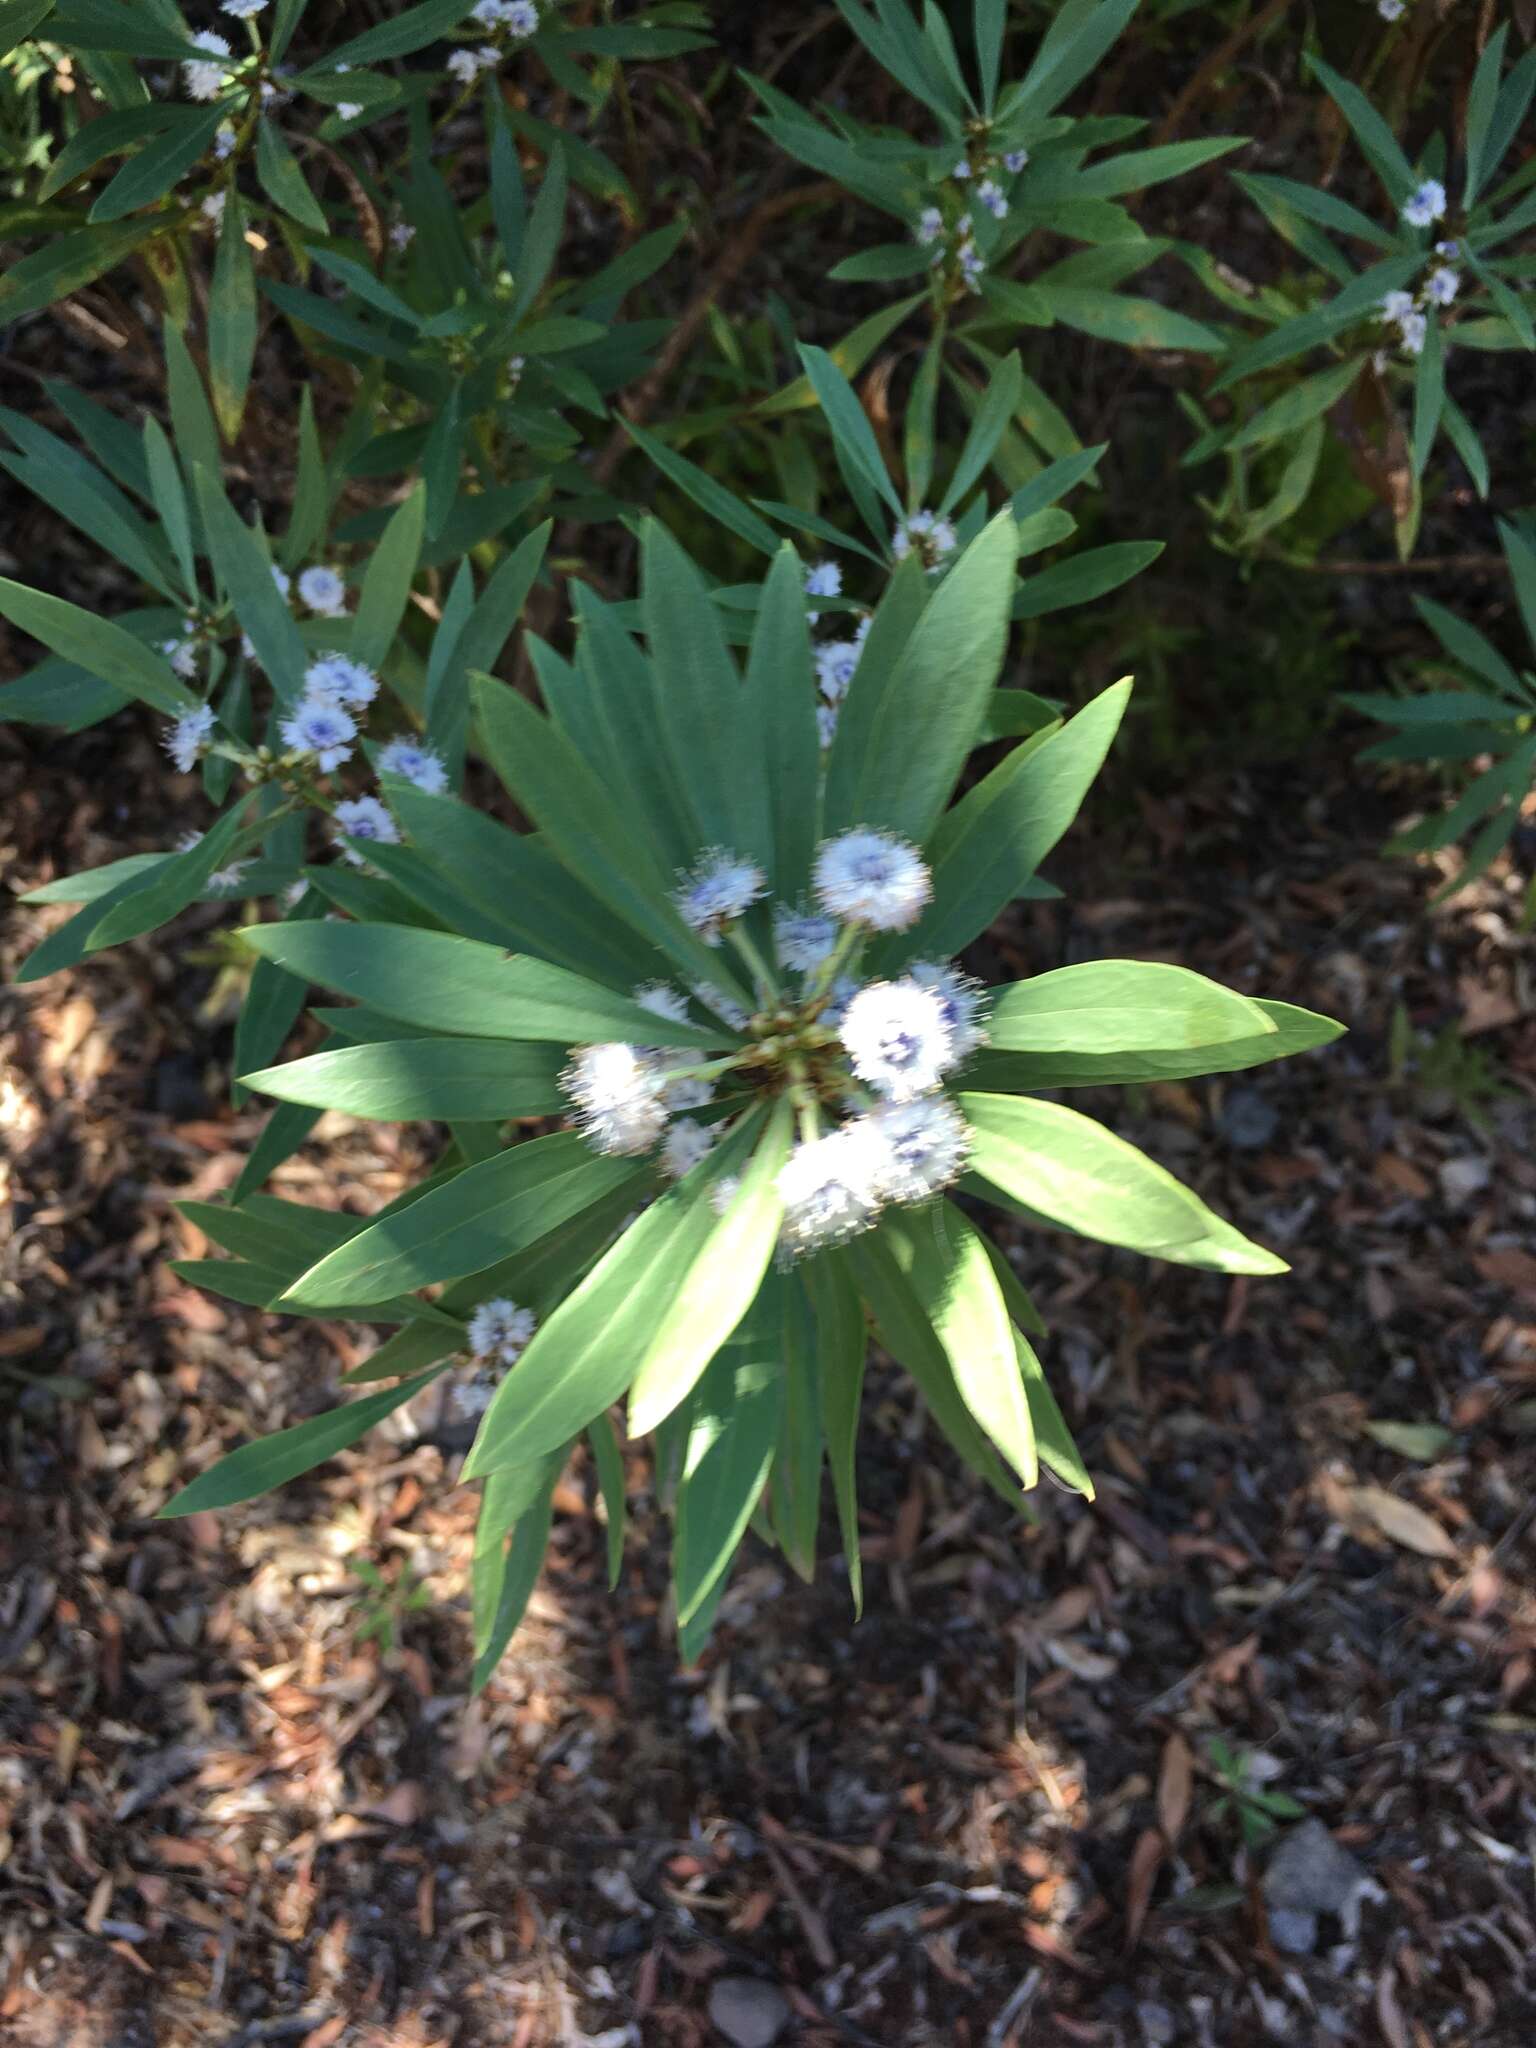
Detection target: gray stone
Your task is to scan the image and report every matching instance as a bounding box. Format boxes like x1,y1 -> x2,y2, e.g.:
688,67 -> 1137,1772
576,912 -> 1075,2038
708,1976 -> 791,2048
1264,1820 -> 1378,1947
1219,1087 -> 1280,1151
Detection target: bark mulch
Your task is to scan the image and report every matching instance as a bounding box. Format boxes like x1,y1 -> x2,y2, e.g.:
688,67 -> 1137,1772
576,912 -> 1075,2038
4,719 -> 1536,2047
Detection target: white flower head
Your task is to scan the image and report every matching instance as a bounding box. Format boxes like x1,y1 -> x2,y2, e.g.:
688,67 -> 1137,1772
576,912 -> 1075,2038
1435,238 -> 1459,258
447,48 -> 484,83
200,192 -> 226,226
633,981 -> 690,1027
817,703 -> 839,751
163,703 -> 216,773
777,1123 -> 885,1255
958,241 -> 986,290
916,205 -> 945,246
773,906 -> 838,975
377,736 -> 448,793
467,1295 -> 536,1366
710,1173 -> 742,1217
1377,0 -> 1404,18
221,0 -> 267,15
1399,308 -> 1428,356
213,123 -> 237,159
390,221 -> 416,251
296,565 -> 347,616
271,563 -> 291,598
805,561 -> 842,600
675,848 -> 767,944
862,1094 -> 971,1205
280,697 -> 357,772
951,157 -> 972,180
333,795 -> 400,863
1003,149 -> 1028,174
335,101 -> 363,120
662,1117 -> 716,1180
562,1042 -> 667,1156
815,638 -> 861,704
977,178 -> 1008,220
814,828 -> 932,932
1425,264 -> 1459,306
891,508 -> 957,565
1402,178 -> 1446,229
207,859 -> 252,895
505,0 -> 538,31
1379,288 -> 1415,325
840,977 -> 956,1101
182,29 -> 231,100
908,959 -> 987,1061
662,1070 -> 715,1113
160,637 -> 200,679
689,982 -> 750,1031
303,653 -> 377,709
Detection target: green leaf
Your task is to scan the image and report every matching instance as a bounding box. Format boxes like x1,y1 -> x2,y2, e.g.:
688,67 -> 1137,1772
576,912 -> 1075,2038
968,997 -> 1343,1090
1013,541 -> 1161,619
142,417 -> 194,595
1412,596 -> 1521,694
587,1412 -> 628,1589
938,349 -> 1023,517
0,0 -> 55,58
756,295 -> 926,417
90,103 -> 227,223
884,1204 -> 1037,1487
626,421 -> 781,556
471,673 -> 752,1001
1043,286 -> 1226,353
324,0 -> 476,66
1307,55 -> 1413,202
510,142 -> 567,322
463,1116 -> 765,1478
805,1252 -> 866,1613
825,508 -> 1017,845
626,1095 -> 794,1435
281,1132 -> 645,1308
797,342 -> 903,515
255,117 -> 327,234
470,1455 -> 561,1692
746,543 -> 821,901
239,921 -> 721,1047
1227,356 -> 1364,451
160,1371 -> 443,1516
641,520 -> 772,871
673,1293 -> 784,1624
209,196 -> 257,443
88,800 -> 254,950
1463,24 -> 1508,206
192,465 -> 309,700
1410,312 -> 1445,479
49,0 -> 201,55
963,1092 -> 1287,1273
0,219 -> 152,325
0,578 -> 194,715
241,1037 -> 568,1121
884,678 -> 1130,964
988,961 -> 1277,1054
351,484 -> 425,671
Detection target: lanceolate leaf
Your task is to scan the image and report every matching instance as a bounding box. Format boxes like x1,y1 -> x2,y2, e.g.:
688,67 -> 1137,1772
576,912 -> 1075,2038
967,998 -> 1343,1090
238,921 -> 722,1047
987,961 -> 1277,1054
241,1037 -> 569,1121
470,1454 -> 563,1693
673,1291 -> 784,1625
278,1131 -> 645,1307
160,1370 -> 445,1516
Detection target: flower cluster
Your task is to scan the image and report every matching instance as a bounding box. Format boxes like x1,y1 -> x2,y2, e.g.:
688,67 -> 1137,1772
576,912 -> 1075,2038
449,1295 -> 538,1419
559,830 -> 983,1258
891,509 -> 958,569
812,610 -> 872,750
1402,179 -> 1447,231
1377,241 -> 1460,359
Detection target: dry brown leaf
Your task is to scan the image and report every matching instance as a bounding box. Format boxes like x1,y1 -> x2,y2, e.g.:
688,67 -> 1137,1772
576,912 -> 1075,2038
1124,1827 -> 1164,1949
1349,1486 -> 1457,1559
1157,1733 -> 1193,1845
1475,1248 -> 1536,1304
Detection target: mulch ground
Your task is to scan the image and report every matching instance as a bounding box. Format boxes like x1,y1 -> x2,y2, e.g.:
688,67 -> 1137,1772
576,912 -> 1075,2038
5,706 -> 1536,2048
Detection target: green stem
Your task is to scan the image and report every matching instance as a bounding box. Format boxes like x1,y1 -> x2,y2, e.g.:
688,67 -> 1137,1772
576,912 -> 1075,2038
727,922 -> 778,1001
808,920 -> 864,999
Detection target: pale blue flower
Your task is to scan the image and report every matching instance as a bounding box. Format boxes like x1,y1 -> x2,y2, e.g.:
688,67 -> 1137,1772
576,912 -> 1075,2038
1402,179 -> 1446,228
675,849 -> 767,943
840,977 -> 956,1100
280,698 -> 357,772
377,737 -> 448,793
813,828 -> 931,931
163,704 -> 216,772
182,29 -> 231,99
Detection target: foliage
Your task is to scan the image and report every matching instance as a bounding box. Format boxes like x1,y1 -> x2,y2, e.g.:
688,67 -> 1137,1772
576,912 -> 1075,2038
8,0 -> 1533,1678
